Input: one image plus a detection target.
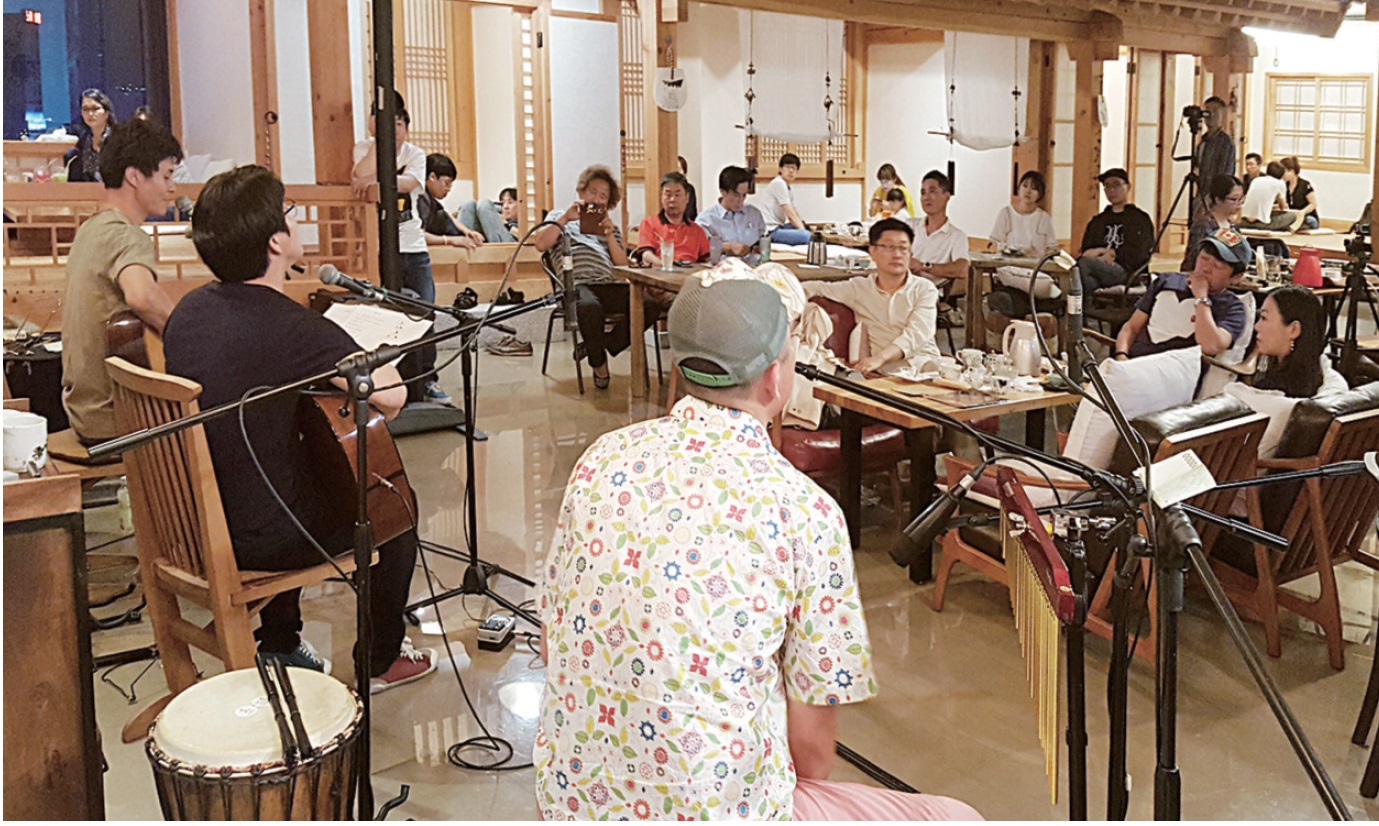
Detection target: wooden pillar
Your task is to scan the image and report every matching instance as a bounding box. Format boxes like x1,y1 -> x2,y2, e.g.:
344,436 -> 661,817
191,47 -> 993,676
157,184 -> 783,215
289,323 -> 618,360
1157,53 -> 1179,236
1068,42 -> 1106,251
248,0 -> 280,172
165,0 -> 182,142
641,0 -> 682,218
1373,46 -> 1379,236
307,0 -> 354,183
447,2 -> 479,183
1013,40 -> 1056,208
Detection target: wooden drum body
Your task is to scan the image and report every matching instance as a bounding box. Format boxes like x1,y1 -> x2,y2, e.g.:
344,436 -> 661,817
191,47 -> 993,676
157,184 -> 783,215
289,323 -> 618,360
146,669 -> 362,820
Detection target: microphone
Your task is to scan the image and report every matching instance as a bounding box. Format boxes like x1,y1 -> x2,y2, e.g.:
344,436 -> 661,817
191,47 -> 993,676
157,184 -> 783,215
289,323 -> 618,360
559,233 -> 578,333
174,195 -> 194,217
319,263 -> 383,300
891,460 -> 989,568
1065,259 -> 1085,386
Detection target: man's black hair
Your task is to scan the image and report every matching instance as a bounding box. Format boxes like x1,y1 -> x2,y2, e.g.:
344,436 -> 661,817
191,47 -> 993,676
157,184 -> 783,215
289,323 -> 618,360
1266,160 -> 1285,179
1245,152 -> 1263,163
779,153 -> 801,169
921,169 -> 952,195
98,118 -> 184,190
718,165 -> 752,192
427,153 -> 457,180
499,187 -> 518,201
869,217 -> 914,246
191,165 -> 289,285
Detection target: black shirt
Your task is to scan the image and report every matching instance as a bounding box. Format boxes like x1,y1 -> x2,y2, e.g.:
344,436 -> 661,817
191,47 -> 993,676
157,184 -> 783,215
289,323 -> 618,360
418,191 -> 462,237
1287,177 -> 1318,222
163,282 -> 359,558
1080,204 -> 1156,275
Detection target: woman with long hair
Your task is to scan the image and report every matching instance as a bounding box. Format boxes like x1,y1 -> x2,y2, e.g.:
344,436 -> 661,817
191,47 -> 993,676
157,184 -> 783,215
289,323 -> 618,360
1252,285 -> 1341,398
1181,174 -> 1242,271
868,163 -> 913,217
65,88 -> 117,182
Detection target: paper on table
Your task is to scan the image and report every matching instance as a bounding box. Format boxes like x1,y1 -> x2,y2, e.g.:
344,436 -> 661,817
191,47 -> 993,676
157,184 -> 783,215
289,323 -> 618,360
323,302 -> 432,365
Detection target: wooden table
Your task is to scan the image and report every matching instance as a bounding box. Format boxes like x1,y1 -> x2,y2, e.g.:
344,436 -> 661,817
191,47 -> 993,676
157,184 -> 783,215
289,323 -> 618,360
813,375 -> 1078,582
818,230 -> 871,249
1237,272 -> 1379,339
1240,229 -> 1353,258
966,251 -> 1075,350
613,261 -> 857,399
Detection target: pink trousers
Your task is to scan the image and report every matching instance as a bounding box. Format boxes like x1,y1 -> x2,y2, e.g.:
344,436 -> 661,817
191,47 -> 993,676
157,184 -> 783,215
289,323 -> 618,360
792,777 -> 983,821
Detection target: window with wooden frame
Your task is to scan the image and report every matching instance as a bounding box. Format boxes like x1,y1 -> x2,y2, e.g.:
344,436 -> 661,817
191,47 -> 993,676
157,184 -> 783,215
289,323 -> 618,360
745,22 -> 864,181
388,0 -> 479,182
1264,74 -> 1372,174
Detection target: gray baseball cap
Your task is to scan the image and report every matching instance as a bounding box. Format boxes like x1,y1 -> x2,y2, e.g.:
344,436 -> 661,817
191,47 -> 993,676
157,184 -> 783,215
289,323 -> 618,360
668,276 -> 788,388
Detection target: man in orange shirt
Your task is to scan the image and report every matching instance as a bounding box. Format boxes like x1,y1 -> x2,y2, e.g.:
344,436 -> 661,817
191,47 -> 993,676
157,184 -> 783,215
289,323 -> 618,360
637,171 -> 710,267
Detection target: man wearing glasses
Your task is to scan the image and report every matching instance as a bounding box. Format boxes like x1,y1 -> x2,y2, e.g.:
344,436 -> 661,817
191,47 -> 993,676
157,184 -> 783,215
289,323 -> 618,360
696,165 -> 767,264
802,218 -> 940,377
1076,168 -> 1155,298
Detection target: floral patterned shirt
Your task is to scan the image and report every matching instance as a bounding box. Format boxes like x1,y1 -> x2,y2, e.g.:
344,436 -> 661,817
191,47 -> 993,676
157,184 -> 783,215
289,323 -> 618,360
535,396 -> 876,820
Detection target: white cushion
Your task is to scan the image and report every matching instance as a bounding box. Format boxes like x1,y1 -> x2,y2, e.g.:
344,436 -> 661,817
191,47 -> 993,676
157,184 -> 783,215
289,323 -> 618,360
1223,383 -> 1299,459
1063,347 -> 1203,469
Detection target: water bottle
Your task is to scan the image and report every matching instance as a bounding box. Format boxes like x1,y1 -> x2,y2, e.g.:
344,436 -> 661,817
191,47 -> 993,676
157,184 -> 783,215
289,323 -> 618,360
708,228 -> 722,265
758,233 -> 772,263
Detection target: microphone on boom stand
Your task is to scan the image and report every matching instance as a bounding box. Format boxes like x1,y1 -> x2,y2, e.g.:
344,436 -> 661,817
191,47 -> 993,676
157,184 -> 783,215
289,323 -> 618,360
890,460 -> 989,567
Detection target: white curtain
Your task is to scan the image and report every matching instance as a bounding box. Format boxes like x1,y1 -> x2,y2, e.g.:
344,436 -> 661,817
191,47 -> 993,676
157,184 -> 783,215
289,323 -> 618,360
741,11 -> 844,143
945,32 -> 1029,151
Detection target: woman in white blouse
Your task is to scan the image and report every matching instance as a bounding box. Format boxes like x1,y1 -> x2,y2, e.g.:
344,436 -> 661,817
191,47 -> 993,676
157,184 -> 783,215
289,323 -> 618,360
989,170 -> 1057,257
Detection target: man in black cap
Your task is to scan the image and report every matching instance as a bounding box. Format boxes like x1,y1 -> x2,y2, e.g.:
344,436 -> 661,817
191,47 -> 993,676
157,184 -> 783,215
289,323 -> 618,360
1114,227 -> 1252,360
1077,168 -> 1155,298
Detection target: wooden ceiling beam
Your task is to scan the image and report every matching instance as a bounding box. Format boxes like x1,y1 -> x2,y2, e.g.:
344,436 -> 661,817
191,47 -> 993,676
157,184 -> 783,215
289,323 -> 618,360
697,0 -> 1091,41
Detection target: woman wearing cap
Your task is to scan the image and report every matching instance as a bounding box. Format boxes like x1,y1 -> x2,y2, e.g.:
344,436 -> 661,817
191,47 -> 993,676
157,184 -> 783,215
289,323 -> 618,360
1181,174 -> 1244,272
1114,228 -> 1251,359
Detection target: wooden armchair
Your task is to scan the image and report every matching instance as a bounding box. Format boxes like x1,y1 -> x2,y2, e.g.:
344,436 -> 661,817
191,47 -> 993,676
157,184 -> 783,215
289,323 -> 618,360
1213,406 -> 1379,670
934,404 -> 1268,664
106,357 -> 373,741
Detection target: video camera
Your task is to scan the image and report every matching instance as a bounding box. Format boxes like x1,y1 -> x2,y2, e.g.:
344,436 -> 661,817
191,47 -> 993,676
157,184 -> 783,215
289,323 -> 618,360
1182,104 -> 1204,133
1347,200 -> 1372,258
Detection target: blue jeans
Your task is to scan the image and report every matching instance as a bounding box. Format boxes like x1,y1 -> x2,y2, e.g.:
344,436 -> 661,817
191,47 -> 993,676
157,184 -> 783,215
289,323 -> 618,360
1300,214 -> 1319,230
770,226 -> 811,246
458,199 -> 515,242
1076,254 -> 1128,297
398,251 -> 437,399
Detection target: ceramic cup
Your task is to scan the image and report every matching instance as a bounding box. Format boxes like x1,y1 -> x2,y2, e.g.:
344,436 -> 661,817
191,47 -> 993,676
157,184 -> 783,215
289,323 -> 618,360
2,409 -> 48,474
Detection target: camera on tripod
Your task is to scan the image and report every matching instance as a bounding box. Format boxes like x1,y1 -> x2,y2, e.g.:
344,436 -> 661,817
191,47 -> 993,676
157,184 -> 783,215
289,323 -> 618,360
1347,200 -> 1372,258
1182,104 -> 1204,133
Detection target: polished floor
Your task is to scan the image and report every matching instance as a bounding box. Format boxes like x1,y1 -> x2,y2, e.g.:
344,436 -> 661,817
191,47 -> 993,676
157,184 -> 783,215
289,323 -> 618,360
90,322 -> 1379,820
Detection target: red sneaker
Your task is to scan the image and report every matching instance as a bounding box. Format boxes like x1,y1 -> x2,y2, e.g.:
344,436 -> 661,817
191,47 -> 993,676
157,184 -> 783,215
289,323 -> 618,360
369,638 -> 437,694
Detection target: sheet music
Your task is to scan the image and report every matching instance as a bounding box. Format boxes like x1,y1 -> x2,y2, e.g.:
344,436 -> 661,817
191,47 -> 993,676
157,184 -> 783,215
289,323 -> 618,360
323,302 -> 432,362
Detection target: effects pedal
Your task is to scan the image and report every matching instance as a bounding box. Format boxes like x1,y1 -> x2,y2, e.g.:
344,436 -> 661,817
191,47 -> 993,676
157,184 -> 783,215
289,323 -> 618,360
477,615 -> 516,652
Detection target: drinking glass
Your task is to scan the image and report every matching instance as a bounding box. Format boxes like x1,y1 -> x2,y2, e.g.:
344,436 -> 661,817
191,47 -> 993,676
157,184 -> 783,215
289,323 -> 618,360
660,239 -> 676,272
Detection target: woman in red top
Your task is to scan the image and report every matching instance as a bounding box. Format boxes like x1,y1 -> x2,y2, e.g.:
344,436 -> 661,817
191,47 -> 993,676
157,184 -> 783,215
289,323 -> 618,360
637,172 -> 710,267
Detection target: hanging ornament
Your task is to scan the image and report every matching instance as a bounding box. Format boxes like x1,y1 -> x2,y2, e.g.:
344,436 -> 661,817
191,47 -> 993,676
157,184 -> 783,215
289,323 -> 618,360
655,37 -> 686,112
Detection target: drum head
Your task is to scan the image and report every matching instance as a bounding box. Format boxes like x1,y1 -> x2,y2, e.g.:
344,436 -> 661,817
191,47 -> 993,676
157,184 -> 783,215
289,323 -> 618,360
152,668 -> 357,769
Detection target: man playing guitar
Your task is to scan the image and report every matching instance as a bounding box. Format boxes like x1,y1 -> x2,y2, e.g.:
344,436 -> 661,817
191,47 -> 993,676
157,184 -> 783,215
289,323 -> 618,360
162,165 -> 435,691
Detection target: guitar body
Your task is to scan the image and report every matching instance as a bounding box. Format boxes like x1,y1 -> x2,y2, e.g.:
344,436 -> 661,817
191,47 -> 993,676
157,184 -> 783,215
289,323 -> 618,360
106,310 -> 161,370
297,392 -> 417,547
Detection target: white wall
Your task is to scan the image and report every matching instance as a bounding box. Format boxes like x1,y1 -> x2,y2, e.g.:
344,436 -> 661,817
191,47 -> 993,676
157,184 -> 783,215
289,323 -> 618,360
1243,20 -> 1378,225
471,5 -> 519,205
549,17 -> 623,223
274,0 -> 317,184
867,40 -> 1013,240
177,0 -> 256,165
1101,56 -> 1128,173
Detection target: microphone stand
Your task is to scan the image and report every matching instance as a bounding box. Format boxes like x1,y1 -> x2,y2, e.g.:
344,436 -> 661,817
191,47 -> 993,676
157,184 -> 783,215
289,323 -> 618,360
796,362 -> 1351,819
90,292 -> 555,819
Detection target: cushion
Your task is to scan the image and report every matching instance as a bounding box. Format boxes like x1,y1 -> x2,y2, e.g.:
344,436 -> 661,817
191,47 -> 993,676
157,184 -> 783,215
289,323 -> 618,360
808,296 -> 855,361
1222,384 -> 1300,460
778,424 -> 906,475
1063,347 -> 1203,470
1107,394 -> 1252,474
1276,381 -> 1379,460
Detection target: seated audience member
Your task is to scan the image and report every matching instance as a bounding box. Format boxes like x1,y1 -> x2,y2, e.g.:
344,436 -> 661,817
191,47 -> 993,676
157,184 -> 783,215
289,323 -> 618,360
637,171 -> 710,267
534,273 -> 981,821
65,88 -> 116,183
677,155 -> 699,222
803,218 -> 940,376
534,165 -> 659,390
1181,174 -> 1243,272
1238,161 -> 1303,232
869,163 -> 915,217
418,153 -> 481,250
907,170 -> 971,308
880,188 -> 911,220
497,187 -> 520,236
990,170 -> 1056,257
1242,152 -> 1262,195
1115,227 -> 1251,360
61,117 -> 182,444
163,165 -> 436,688
1077,168 -> 1155,297
760,153 -> 812,246
696,165 -> 767,264
1280,156 -> 1320,230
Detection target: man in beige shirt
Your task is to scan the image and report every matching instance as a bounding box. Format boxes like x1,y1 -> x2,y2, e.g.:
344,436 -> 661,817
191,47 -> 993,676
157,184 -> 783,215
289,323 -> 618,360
61,117 -> 182,443
804,218 -> 941,376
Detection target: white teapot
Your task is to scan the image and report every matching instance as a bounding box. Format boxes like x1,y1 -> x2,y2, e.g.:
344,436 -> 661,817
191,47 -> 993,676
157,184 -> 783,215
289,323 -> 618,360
1002,319 -> 1042,377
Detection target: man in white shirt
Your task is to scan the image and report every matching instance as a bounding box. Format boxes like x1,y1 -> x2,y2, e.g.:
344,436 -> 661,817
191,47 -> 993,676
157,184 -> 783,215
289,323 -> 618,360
804,218 -> 941,376
1238,160 -> 1303,232
696,165 -> 767,264
758,153 -> 811,246
351,98 -> 452,405
906,170 -> 970,320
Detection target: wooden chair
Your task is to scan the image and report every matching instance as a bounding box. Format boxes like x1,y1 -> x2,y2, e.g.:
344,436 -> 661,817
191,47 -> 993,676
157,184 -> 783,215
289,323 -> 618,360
106,356 -> 372,742
1213,407 -> 1379,670
934,408 -> 1268,664
540,252 -> 662,394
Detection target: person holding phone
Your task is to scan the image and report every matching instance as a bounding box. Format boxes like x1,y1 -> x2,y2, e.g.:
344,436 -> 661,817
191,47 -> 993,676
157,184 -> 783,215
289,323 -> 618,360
535,165 -> 661,390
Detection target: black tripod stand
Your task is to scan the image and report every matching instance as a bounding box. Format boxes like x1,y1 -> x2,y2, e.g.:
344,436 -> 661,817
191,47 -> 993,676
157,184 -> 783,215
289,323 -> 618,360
1336,222 -> 1375,383
1148,110 -> 1204,267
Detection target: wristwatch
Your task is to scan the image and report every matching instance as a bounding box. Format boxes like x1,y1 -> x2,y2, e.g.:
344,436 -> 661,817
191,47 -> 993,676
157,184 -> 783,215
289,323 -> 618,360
1194,296 -> 1212,307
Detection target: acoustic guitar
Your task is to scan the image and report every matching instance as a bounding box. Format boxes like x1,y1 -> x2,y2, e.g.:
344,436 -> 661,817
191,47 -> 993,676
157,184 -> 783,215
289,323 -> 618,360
106,312 -> 417,546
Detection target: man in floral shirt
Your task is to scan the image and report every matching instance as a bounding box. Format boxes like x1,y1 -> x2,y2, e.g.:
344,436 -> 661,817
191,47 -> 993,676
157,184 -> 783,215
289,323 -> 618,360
535,275 -> 980,820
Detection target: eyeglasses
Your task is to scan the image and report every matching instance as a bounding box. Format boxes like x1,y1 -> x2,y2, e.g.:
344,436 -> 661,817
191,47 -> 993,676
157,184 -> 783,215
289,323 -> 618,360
283,199 -> 297,216
871,243 -> 911,255
81,106 -> 105,114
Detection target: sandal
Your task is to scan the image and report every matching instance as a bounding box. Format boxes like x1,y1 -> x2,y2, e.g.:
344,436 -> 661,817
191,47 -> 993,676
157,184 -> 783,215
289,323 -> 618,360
592,366 -> 611,390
